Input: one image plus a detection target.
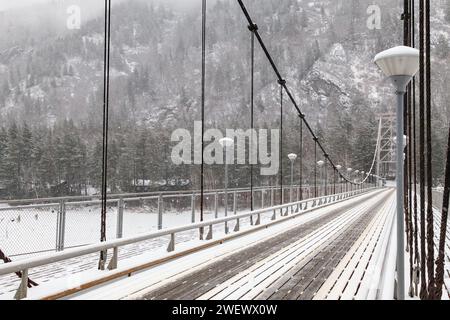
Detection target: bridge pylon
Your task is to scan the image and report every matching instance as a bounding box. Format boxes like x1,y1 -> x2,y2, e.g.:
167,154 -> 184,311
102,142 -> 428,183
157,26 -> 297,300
375,113 -> 397,182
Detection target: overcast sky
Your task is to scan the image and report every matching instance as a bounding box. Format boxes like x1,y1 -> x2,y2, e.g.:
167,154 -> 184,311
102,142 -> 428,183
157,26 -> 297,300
0,0 -> 50,11
0,0 -> 209,12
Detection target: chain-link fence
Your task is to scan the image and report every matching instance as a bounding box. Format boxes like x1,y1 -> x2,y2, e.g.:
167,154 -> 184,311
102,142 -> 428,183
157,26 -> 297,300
0,203 -> 60,257
0,185 -> 339,260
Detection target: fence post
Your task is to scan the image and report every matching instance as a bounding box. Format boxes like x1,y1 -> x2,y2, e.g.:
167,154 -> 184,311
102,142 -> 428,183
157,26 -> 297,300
214,192 -> 218,219
60,200 -> 66,251
233,191 -> 237,215
191,193 -> 195,223
55,203 -> 61,252
158,194 -> 163,230
271,187 -> 276,219
117,198 -> 124,239
261,189 -> 265,209
14,269 -> 28,300
271,187 -> 274,207
56,200 -> 66,252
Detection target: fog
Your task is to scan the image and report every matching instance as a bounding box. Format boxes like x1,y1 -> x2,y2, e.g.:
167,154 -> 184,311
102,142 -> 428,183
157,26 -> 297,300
0,0 -> 50,11
0,0 -> 220,12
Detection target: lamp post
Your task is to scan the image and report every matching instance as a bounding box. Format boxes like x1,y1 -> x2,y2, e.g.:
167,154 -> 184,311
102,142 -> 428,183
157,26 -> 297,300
374,45 -> 419,300
288,154 -> 297,213
347,168 -> 352,192
219,137 -> 234,234
336,165 -> 342,193
317,160 -> 325,197
288,153 -> 297,204
361,171 -> 365,191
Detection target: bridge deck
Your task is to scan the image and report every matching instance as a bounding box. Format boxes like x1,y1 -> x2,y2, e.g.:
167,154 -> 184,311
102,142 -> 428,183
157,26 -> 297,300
136,189 -> 395,300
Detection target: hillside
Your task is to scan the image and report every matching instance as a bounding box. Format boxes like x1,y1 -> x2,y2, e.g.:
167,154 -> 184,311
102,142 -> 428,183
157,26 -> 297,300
0,0 -> 448,198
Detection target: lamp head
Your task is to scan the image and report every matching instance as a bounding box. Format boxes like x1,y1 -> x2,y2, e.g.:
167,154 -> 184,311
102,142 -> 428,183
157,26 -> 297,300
374,46 -> 419,92
317,160 -> 325,167
288,153 -> 297,161
219,137 -> 234,148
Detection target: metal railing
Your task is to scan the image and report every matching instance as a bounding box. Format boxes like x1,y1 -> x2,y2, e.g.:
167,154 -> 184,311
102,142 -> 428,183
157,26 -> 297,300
0,184 -> 360,257
0,187 -> 376,299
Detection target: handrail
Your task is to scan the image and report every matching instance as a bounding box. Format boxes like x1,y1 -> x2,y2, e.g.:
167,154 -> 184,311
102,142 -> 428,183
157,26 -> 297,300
0,187 -> 376,299
0,184 -> 342,211
0,184 -> 319,206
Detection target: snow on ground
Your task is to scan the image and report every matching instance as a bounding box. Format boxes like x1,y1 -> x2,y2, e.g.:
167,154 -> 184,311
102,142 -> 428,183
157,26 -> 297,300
0,199 -> 251,258
0,188 -> 319,259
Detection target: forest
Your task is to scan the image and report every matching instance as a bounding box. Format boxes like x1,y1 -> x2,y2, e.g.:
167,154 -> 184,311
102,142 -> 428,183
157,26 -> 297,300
0,0 -> 449,199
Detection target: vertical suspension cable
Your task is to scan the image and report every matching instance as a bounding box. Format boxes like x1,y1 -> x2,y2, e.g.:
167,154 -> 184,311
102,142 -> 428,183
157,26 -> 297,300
324,155 -> 328,196
249,23 -> 257,214
299,116 -> 303,201
411,0 -> 420,294
403,0 -> 414,296
99,0 -> 111,270
278,80 -> 285,205
425,0 -> 435,299
333,167 -> 336,195
314,139 -> 317,198
236,0 -> 375,197
199,0 -> 206,240
419,0 -> 427,299
403,1 -> 410,254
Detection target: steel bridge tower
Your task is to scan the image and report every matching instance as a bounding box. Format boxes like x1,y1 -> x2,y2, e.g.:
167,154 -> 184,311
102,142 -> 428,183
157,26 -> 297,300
375,113 -> 397,182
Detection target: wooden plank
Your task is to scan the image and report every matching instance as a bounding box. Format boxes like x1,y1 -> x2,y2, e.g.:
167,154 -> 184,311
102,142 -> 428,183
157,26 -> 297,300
314,191 -> 394,300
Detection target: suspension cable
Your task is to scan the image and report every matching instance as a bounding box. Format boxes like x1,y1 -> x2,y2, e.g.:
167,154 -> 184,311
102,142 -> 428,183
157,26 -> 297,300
314,139 -> 317,197
249,23 -> 257,212
279,80 -> 285,205
324,154 -> 328,196
236,0 -> 360,187
99,0 -> 111,270
425,0 -> 435,299
419,0 -> 428,299
299,116 -> 303,201
403,0 -> 414,296
411,0 -> 420,293
199,0 -> 206,240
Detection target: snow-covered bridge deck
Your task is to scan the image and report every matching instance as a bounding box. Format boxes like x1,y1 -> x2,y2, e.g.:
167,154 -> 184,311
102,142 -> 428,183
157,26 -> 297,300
0,188 -> 367,299
69,188 -> 401,300
136,189 -> 396,300
1,187 -> 448,300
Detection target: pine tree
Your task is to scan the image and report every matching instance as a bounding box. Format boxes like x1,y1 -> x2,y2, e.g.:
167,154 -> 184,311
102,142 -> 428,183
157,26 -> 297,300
21,122 -> 33,167
38,133 -> 57,193
88,139 -> 103,190
0,127 -> 8,185
4,123 -> 22,197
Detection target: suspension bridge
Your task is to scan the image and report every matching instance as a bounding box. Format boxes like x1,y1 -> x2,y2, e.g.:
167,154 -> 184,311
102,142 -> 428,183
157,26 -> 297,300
0,0 -> 449,301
